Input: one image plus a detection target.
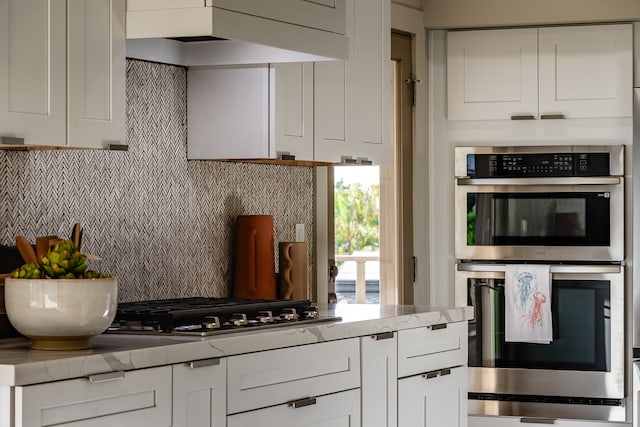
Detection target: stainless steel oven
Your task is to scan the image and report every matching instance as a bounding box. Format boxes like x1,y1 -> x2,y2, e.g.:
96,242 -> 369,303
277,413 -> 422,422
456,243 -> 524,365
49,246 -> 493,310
455,262 -> 625,421
455,145 -> 624,262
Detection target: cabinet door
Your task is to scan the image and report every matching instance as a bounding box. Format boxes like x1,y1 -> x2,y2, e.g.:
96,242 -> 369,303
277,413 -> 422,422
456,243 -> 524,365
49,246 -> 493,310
538,24 -> 632,119
447,28 -> 538,121
227,338 -> 360,414
361,332 -> 398,427
351,0 -> 389,165
211,0 -> 346,35
187,65 -> 271,159
314,0 -> 390,165
398,366 -> 467,427
273,62 -> 314,161
15,367 -> 172,427
173,358 -> 227,427
68,0 -> 126,149
227,388 -> 360,427
0,0 -> 66,147
314,59 -> 350,163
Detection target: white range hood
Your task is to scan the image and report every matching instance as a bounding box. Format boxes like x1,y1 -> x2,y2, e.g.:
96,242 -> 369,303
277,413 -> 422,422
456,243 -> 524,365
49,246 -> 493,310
126,0 -> 349,66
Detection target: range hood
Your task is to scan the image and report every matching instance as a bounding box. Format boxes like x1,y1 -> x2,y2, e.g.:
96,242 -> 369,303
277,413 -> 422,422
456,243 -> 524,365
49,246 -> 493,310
126,0 -> 349,66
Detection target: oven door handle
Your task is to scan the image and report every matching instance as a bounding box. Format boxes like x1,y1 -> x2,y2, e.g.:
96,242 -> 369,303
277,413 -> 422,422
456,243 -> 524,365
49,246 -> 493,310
456,177 -> 621,186
457,264 -> 622,274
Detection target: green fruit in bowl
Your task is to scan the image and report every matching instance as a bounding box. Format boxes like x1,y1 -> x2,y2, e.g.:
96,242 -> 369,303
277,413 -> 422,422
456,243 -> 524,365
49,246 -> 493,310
11,239 -> 110,280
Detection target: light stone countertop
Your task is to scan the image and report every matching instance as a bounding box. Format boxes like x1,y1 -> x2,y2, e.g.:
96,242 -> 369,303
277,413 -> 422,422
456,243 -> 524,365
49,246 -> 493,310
0,304 -> 473,387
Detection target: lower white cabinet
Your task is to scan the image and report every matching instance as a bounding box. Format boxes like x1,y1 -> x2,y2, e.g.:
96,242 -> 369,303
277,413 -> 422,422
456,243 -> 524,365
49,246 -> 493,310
173,358 -> 227,427
14,366 -> 172,427
227,388 -> 361,427
469,415 -> 627,427
398,366 -> 467,427
361,331 -> 398,427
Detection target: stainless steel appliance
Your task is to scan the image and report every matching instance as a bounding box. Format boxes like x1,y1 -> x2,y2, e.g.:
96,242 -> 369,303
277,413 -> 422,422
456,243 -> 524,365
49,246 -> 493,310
455,145 -> 624,262
456,263 -> 625,421
107,297 -> 340,336
454,145 -> 627,422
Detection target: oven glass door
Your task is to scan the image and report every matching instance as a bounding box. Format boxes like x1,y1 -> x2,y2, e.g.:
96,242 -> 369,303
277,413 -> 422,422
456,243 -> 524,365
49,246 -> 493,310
455,181 -> 624,261
469,278 -> 610,371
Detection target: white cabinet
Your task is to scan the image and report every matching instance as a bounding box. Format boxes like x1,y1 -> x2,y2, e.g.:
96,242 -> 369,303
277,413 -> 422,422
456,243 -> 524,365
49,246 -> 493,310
273,62 -> 314,161
13,367 -> 172,427
398,366 -> 467,427
361,332 -> 398,427
173,358 -> 227,427
314,0 -> 390,165
187,0 -> 390,164
469,415 -> 627,427
227,388 -> 360,427
397,322 -> 468,427
447,24 -> 632,121
227,338 -> 360,414
0,0 -> 125,149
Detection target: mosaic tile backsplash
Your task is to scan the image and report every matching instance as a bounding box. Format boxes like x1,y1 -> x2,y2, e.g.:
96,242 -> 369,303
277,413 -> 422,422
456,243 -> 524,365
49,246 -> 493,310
0,59 -> 315,302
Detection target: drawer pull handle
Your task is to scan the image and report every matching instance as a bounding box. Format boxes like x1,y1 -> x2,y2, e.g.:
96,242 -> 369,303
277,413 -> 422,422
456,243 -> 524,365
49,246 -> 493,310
108,143 -> 129,151
427,323 -> 447,330
188,358 -> 221,369
87,371 -> 125,383
288,397 -> 317,409
510,115 -> 535,120
0,136 -> 24,145
278,152 -> 296,161
540,114 -> 565,120
520,418 -> 556,424
371,331 -> 394,340
423,368 -> 452,380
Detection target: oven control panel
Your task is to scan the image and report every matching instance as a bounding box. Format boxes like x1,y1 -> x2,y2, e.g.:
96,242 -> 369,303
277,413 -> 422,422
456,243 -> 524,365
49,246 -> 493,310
467,152 -> 610,178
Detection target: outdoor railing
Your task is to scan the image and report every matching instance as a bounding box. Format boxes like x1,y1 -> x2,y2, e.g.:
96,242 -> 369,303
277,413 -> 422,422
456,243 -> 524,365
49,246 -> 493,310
334,254 -> 380,304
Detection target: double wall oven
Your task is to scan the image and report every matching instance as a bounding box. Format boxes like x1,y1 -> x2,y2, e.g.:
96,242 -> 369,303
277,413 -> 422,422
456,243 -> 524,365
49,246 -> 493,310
454,145 -> 626,422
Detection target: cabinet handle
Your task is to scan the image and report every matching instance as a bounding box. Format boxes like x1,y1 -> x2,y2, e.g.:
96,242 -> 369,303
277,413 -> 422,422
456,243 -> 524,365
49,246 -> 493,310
108,143 -> 129,151
371,331 -> 394,340
340,155 -> 358,164
510,115 -> 535,120
422,368 -> 452,380
288,397 -> 317,409
520,418 -> 556,424
87,371 -> 125,383
188,358 -> 221,369
540,114 -> 565,120
427,323 -> 447,331
278,152 -> 296,161
357,158 -> 373,165
0,136 -> 24,145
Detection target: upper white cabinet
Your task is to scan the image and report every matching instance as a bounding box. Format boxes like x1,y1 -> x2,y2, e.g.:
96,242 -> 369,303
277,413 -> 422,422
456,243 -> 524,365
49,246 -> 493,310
273,62 -> 315,161
314,0 -> 391,164
186,0 -> 390,165
0,0 -> 125,149
447,24 -> 633,121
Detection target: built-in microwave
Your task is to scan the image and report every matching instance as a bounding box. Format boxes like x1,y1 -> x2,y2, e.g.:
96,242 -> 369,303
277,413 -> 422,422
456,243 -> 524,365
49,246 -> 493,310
454,145 -> 624,262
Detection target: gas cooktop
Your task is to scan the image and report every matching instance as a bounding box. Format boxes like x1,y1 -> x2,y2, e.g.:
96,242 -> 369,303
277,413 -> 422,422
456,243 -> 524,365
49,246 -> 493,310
107,297 -> 340,337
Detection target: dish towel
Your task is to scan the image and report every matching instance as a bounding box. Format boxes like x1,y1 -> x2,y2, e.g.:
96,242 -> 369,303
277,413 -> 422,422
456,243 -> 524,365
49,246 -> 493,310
505,264 -> 552,344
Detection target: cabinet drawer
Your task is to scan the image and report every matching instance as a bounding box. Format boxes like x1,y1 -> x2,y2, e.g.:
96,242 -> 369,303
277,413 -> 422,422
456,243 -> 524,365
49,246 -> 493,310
227,338 -> 360,414
227,388 -> 360,427
398,321 -> 467,378
15,366 -> 171,427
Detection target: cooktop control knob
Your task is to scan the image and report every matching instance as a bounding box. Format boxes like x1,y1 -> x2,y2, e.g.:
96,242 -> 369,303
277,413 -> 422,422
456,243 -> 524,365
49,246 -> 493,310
230,313 -> 249,326
201,316 -> 221,330
280,308 -> 300,321
257,311 -> 274,323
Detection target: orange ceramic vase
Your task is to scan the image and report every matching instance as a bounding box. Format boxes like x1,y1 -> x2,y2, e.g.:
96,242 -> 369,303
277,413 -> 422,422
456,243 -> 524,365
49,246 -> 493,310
233,215 -> 277,300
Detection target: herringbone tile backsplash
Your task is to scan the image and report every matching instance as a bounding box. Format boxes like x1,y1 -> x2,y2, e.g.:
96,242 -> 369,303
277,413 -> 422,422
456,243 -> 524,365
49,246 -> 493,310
0,59 -> 315,302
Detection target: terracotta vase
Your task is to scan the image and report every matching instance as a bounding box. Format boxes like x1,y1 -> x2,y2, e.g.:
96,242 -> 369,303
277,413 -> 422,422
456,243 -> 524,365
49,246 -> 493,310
278,242 -> 308,300
233,215 -> 277,300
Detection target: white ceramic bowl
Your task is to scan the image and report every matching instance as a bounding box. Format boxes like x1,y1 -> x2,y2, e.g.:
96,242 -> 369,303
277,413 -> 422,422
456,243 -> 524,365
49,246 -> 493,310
4,277 -> 118,350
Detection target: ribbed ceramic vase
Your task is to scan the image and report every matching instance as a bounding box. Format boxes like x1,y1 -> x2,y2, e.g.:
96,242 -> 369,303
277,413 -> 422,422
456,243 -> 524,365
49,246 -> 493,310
233,215 -> 277,299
